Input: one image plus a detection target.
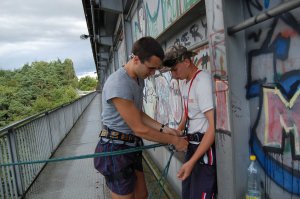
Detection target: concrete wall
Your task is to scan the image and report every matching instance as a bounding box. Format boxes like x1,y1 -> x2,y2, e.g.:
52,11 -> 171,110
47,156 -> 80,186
129,0 -> 208,196
243,0 -> 300,198
223,0 -> 300,198
205,0 -> 236,198
105,0 -> 300,198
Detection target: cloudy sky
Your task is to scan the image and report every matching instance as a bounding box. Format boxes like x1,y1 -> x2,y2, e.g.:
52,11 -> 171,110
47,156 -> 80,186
0,0 -> 96,78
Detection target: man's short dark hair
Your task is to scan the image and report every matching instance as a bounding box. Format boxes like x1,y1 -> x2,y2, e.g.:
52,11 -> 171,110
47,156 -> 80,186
132,37 -> 164,63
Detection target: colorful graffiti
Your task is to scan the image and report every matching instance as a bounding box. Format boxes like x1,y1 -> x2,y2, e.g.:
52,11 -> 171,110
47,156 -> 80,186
131,3 -> 146,42
142,45 -> 212,127
206,0 -> 231,134
166,16 -> 207,48
143,73 -> 183,128
132,0 -> 203,41
155,75 -> 170,124
161,0 -> 178,29
215,79 -> 230,133
209,30 -> 226,78
257,84 -> 300,157
169,79 -> 183,127
192,45 -> 210,70
144,0 -> 163,38
246,9 -> 300,194
245,0 -> 275,17
143,78 -> 157,119
141,14 -> 210,128
143,0 -> 201,38
180,0 -> 200,14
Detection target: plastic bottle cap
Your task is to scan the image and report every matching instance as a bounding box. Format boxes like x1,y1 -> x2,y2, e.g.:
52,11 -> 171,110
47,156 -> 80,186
250,155 -> 256,161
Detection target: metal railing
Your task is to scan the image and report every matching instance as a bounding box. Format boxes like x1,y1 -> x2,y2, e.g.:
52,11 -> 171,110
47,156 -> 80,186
228,0 -> 300,35
0,91 -> 97,199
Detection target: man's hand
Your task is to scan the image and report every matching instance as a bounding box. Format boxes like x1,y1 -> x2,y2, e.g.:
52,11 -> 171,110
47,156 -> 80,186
164,126 -> 182,136
173,137 -> 188,152
176,127 -> 185,136
177,161 -> 194,181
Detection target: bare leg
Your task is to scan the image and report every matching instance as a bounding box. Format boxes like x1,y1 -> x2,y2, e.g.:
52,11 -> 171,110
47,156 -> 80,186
134,170 -> 148,199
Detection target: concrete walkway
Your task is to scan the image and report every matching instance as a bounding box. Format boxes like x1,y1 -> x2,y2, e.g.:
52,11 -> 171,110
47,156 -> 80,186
24,93 -> 171,199
25,94 -> 111,199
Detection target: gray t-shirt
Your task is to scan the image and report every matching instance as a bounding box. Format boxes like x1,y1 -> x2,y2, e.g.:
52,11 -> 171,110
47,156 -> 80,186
102,67 -> 144,134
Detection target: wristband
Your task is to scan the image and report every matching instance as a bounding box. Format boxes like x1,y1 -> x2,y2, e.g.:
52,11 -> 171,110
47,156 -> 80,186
159,123 -> 168,132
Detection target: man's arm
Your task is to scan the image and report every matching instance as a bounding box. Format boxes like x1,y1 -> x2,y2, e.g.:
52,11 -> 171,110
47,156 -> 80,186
111,97 -> 188,151
140,111 -> 161,130
140,111 -> 181,135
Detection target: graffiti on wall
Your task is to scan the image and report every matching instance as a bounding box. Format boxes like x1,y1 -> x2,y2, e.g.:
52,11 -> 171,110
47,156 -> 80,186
169,79 -> 183,126
155,74 -> 171,125
141,13 -> 210,128
245,0 -> 274,17
131,3 -> 146,42
144,0 -> 164,38
192,45 -> 210,70
206,0 -> 231,134
246,8 -> 300,194
215,79 -> 230,133
142,45 -> 211,128
143,72 -> 183,128
180,0 -> 200,14
161,0 -> 178,29
132,0 -> 202,41
166,16 -> 207,48
143,0 -> 201,38
143,78 -> 157,119
117,33 -> 127,68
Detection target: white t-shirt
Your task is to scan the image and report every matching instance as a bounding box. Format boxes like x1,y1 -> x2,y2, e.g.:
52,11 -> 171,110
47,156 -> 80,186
182,70 -> 214,136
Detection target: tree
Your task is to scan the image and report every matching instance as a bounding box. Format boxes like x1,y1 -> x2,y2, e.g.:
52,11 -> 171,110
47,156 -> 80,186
78,76 -> 98,91
0,59 -> 80,128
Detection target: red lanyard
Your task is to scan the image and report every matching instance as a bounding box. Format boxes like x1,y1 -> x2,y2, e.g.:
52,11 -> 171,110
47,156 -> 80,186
184,70 -> 201,119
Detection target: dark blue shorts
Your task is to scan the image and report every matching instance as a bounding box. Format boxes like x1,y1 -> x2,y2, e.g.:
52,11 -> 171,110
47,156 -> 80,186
182,143 -> 217,199
94,140 -> 143,195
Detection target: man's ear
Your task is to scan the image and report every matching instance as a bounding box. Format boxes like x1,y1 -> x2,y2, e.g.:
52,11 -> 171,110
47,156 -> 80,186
184,58 -> 191,67
133,55 -> 140,64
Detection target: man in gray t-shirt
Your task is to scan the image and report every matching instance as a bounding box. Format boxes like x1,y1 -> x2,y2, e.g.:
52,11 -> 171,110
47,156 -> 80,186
94,37 -> 188,199
101,66 -> 144,134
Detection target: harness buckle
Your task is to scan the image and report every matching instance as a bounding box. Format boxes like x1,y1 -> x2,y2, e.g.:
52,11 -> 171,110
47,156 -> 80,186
186,132 -> 204,142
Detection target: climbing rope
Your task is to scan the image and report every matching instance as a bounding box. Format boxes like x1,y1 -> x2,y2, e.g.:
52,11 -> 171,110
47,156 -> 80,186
0,143 -> 166,167
148,144 -> 175,199
0,143 -> 176,199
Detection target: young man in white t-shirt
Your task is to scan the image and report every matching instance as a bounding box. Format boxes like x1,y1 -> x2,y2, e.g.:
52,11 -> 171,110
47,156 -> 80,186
163,45 -> 217,199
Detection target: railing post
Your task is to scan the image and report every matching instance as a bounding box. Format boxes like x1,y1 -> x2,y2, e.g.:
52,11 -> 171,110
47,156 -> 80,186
8,128 -> 24,197
62,105 -> 68,137
45,112 -> 54,153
